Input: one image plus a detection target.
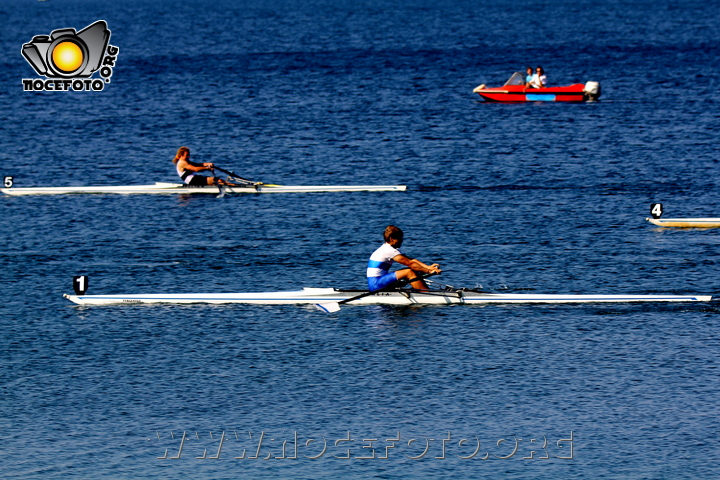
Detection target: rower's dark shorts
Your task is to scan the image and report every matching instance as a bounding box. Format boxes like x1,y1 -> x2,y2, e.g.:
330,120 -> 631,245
368,272 -> 398,291
187,175 -> 209,186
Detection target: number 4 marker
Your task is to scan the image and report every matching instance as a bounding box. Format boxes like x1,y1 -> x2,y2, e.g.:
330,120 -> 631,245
650,203 -> 663,219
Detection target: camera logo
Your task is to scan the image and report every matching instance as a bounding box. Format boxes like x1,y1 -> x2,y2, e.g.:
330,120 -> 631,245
21,20 -> 120,92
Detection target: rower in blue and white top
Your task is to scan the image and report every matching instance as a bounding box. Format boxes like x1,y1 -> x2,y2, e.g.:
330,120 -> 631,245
367,225 -> 441,291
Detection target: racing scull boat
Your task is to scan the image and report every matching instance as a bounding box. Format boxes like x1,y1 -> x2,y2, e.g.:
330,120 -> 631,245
645,203 -> 720,228
1,182 -> 407,196
63,287 -> 712,306
646,217 -> 720,228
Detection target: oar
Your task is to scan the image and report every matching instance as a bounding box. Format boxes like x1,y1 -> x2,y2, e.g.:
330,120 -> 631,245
425,278 -> 459,291
315,272 -> 437,313
213,166 -> 262,186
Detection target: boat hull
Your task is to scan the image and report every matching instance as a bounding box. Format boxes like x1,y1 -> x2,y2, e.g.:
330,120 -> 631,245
474,84 -> 592,102
63,288 -> 712,306
647,217 -> 720,228
1,183 -> 407,196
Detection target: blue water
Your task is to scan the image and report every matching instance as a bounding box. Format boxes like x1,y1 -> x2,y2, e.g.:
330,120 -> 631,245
2,0 -> 720,478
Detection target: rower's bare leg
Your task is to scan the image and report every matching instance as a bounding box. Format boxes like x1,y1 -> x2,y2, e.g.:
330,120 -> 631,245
395,268 -> 429,290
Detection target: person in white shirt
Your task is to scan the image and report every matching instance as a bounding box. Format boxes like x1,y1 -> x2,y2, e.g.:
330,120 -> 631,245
530,66 -> 547,88
366,225 -> 441,291
172,146 -> 238,186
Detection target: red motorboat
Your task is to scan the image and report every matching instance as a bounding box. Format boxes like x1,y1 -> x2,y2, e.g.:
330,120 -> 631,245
473,72 -> 601,102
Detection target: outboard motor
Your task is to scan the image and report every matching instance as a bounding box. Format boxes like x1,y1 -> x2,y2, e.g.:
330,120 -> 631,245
583,81 -> 601,101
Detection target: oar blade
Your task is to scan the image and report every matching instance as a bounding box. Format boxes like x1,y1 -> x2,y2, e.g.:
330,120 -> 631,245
315,302 -> 341,313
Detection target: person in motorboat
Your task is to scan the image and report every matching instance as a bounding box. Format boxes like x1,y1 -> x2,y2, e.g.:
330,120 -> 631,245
529,66 -> 547,88
525,66 -> 534,86
367,225 -> 442,291
172,146 -> 237,186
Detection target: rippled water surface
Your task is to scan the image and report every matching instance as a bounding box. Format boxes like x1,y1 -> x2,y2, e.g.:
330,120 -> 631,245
1,0 -> 720,478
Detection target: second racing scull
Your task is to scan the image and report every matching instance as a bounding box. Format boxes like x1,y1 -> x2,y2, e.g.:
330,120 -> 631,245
646,217 -> 720,228
645,202 -> 720,228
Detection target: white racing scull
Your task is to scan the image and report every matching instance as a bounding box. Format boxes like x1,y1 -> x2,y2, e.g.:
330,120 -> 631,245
63,287 -> 712,306
1,182 -> 407,196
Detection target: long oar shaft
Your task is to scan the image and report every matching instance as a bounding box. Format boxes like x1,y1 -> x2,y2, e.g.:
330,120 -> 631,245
316,272 -> 437,313
213,166 -> 258,185
343,272 -> 437,304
